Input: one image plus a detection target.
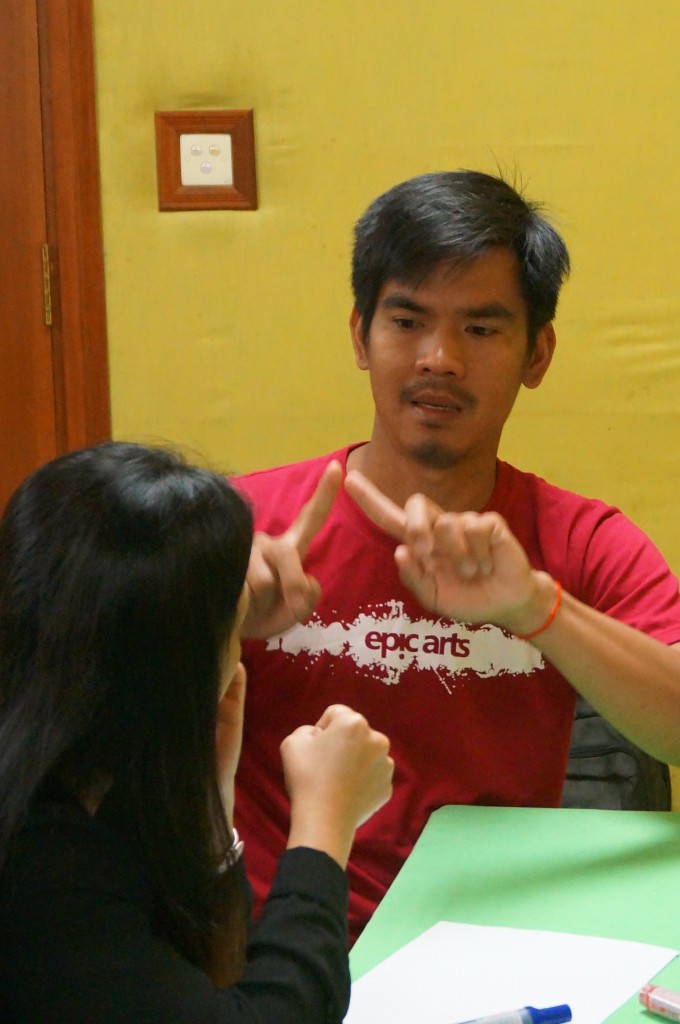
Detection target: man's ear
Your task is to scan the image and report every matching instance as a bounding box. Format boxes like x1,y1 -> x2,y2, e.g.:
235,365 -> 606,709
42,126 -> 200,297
349,307 -> 369,369
523,322 -> 556,390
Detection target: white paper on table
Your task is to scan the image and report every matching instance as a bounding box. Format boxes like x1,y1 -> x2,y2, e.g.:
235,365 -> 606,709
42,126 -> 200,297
345,921 -> 677,1024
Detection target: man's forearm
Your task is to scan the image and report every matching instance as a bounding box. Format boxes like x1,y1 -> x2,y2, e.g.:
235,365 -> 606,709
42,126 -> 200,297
530,588 -> 680,765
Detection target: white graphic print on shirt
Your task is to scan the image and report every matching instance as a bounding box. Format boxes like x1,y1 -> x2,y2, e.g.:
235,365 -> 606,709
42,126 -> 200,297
266,600 -> 544,691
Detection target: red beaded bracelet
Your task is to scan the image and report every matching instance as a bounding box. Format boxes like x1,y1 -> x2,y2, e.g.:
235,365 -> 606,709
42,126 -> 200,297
515,580 -> 563,641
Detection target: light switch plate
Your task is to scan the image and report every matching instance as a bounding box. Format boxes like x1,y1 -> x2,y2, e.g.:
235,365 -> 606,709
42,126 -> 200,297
180,133 -> 233,186
155,110 -> 257,211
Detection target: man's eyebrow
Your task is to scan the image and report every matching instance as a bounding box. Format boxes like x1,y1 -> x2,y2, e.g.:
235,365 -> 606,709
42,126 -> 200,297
379,295 -> 517,321
380,294 -> 429,315
461,302 -> 516,321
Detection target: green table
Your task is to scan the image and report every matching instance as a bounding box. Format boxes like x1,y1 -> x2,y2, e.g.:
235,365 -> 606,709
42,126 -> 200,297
350,805 -> 680,1020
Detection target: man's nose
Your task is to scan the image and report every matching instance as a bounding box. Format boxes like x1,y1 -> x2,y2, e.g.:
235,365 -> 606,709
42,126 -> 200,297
415,328 -> 466,375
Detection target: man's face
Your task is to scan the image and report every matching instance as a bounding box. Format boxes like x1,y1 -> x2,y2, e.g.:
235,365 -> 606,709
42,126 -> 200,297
350,247 -> 554,471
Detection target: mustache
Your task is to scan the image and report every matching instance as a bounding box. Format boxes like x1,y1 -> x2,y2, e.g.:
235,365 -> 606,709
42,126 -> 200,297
399,381 -> 477,410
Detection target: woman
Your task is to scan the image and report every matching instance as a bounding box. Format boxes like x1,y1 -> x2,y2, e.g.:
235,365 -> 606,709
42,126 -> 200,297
0,442 -> 393,1023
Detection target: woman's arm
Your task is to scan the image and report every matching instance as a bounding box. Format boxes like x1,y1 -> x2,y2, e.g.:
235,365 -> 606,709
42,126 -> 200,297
0,801 -> 364,1024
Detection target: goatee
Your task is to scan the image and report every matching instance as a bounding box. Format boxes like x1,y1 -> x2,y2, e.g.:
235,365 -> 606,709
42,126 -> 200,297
410,441 -> 460,470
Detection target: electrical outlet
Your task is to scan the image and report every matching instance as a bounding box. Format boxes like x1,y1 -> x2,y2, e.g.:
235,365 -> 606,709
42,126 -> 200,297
179,133 -> 233,186
155,110 -> 257,210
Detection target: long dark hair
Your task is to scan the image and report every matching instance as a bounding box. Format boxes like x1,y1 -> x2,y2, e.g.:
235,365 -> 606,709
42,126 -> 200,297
0,441 -> 253,971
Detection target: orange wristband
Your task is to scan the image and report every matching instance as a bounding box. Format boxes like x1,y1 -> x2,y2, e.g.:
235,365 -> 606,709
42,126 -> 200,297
515,580 -> 563,641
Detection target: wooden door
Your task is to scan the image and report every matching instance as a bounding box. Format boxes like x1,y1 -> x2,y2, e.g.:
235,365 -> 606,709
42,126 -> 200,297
0,0 -> 110,512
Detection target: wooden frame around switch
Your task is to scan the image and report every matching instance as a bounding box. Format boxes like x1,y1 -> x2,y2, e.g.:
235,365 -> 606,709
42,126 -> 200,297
155,109 -> 257,211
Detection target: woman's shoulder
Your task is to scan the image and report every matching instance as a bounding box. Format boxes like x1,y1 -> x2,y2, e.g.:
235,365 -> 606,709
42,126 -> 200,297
1,796 -> 149,905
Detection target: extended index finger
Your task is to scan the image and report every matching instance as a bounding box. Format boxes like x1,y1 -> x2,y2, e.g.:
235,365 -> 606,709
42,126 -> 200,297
344,470 -> 406,541
287,459 -> 343,556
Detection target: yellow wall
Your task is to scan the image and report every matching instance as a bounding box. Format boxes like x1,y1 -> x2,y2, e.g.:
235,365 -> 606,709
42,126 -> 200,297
93,1 -> 680,790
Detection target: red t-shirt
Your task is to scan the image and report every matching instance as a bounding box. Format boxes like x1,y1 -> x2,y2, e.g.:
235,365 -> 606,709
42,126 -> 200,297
234,445 -> 680,942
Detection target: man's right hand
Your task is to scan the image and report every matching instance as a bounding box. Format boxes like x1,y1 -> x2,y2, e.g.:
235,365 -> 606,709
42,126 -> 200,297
241,460 -> 343,639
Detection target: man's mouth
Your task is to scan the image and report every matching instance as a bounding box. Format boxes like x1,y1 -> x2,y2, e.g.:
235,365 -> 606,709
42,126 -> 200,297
401,385 -> 476,414
414,396 -> 461,411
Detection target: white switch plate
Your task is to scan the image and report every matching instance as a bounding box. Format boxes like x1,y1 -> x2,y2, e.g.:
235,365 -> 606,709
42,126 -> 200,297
179,133 -> 233,186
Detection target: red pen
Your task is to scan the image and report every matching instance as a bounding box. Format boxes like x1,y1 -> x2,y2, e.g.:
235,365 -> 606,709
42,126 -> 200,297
640,985 -> 680,1022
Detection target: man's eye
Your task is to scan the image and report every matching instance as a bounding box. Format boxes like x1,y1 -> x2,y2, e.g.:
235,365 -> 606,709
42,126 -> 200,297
393,317 -> 418,330
466,325 -> 496,337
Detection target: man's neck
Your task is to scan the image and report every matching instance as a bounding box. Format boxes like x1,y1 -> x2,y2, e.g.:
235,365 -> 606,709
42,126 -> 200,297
346,440 -> 498,513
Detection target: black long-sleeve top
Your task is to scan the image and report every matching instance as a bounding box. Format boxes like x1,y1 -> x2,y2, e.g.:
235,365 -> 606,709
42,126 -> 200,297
0,801 -> 350,1023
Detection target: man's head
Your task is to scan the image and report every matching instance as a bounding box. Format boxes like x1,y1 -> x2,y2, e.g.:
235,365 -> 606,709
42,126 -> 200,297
351,170 -> 570,348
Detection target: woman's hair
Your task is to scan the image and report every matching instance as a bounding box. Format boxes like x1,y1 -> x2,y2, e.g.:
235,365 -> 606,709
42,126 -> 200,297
0,441 -> 253,970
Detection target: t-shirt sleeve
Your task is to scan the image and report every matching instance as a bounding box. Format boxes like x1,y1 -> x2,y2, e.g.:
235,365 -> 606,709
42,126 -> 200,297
0,820 -> 350,1024
572,507 -> 680,644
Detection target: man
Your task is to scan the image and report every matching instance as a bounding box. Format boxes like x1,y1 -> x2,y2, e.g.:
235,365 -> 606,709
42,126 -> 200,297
234,171 -> 680,943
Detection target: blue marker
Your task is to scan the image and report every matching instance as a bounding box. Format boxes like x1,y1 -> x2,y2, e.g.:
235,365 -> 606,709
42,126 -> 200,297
455,1004 -> 572,1024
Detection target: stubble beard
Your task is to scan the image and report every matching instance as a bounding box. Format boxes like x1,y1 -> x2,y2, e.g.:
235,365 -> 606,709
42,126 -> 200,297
399,382 -> 476,470
409,439 -> 462,470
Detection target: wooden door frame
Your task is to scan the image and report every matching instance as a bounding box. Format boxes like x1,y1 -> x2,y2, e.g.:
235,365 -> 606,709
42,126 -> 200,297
38,0 -> 110,450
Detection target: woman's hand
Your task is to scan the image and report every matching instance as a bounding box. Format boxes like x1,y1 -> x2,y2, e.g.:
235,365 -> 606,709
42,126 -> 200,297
215,662 -> 247,825
281,704 -> 394,869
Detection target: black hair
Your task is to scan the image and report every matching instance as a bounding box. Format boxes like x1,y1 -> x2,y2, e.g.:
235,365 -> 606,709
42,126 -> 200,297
351,170 -> 570,346
0,441 -> 253,972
